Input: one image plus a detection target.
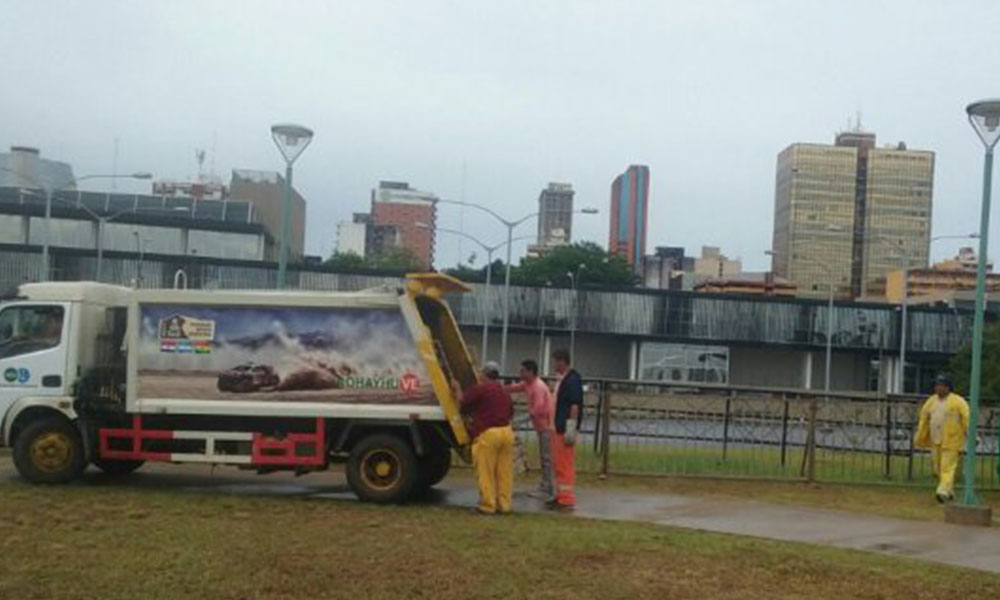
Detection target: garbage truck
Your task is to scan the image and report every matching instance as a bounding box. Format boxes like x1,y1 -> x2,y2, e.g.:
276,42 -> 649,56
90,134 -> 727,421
0,273 -> 479,503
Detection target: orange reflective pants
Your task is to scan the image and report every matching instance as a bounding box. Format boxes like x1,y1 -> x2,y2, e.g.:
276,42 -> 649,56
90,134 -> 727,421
550,432 -> 576,507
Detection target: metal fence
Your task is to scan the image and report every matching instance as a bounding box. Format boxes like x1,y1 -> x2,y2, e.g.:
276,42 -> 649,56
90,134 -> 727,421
507,378 -> 1000,489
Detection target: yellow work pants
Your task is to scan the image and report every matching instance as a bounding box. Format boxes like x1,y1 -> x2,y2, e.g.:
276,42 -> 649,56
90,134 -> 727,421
931,446 -> 960,498
472,426 -> 515,514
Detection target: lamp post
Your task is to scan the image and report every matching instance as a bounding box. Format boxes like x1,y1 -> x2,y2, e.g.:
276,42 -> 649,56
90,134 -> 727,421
567,263 -> 586,363
435,199 -> 598,372
0,168 -> 152,281
962,99 -> 1000,505
416,222 -> 531,365
270,124 -> 314,289
769,250 -> 834,391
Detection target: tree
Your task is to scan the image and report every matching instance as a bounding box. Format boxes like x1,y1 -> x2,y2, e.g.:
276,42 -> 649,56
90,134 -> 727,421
324,252 -> 366,271
444,259 -> 505,284
514,242 -> 638,287
949,319 -> 1000,400
322,247 -> 422,275
368,247 -> 422,272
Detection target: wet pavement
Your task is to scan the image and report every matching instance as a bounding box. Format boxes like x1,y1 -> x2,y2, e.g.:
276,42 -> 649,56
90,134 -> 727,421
1,450 -> 997,574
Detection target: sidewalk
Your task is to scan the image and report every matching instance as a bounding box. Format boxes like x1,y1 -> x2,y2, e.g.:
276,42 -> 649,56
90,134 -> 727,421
430,480 -> 1000,574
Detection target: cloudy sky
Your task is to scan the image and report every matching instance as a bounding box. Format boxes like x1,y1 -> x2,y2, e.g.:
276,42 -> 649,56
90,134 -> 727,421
2,1 -> 998,270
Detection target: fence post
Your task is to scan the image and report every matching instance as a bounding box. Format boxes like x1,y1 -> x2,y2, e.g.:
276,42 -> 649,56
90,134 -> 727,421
906,405 -> 916,482
722,393 -> 732,461
800,397 -> 817,482
883,398 -> 893,480
600,382 -> 611,479
780,396 -> 790,468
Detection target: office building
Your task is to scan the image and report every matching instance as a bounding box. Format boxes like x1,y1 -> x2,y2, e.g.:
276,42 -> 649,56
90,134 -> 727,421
536,182 -> 575,247
0,146 -> 75,190
609,165 -> 650,265
335,219 -> 367,257
370,181 -> 437,268
230,169 -> 307,259
877,248 -> 1000,304
641,246 -> 692,290
770,129 -> 933,298
693,246 -> 742,284
695,272 -> 797,296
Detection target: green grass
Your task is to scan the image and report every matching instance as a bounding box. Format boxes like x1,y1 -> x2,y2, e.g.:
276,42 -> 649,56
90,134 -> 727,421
0,482 -> 998,600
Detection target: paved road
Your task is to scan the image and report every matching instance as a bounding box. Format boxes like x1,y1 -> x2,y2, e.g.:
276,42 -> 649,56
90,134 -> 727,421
1,450 -> 997,574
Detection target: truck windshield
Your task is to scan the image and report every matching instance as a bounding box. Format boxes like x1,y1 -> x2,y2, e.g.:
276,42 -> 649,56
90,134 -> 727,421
0,305 -> 64,359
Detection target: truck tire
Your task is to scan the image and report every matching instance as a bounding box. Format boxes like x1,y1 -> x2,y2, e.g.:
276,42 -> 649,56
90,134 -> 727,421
346,434 -> 418,504
418,447 -> 452,489
93,458 -> 145,476
13,417 -> 86,484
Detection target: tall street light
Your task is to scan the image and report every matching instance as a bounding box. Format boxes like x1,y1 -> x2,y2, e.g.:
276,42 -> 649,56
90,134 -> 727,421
0,168 -> 152,281
436,199 -> 598,372
962,98 -> 1000,505
567,263 -> 586,362
768,250 -> 834,391
889,233 -> 979,394
416,222 -> 531,365
270,123 -> 314,289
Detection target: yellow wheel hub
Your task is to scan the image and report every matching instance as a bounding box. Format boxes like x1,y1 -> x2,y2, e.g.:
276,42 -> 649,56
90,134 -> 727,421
31,432 -> 73,474
360,449 -> 401,490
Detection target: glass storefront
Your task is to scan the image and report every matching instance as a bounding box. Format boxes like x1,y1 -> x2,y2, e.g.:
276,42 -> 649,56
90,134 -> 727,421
639,342 -> 729,384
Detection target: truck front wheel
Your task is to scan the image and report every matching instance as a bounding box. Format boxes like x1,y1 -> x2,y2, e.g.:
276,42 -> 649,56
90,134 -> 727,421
13,417 -> 86,484
346,434 -> 418,504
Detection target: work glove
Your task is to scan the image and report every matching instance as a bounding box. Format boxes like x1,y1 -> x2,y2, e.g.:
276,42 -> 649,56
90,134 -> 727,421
564,420 -> 577,446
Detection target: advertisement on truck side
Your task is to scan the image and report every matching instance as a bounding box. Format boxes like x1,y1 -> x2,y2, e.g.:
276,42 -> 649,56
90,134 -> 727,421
136,303 -> 434,405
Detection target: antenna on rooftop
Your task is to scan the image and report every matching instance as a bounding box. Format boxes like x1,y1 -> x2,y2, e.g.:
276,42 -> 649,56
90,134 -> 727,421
195,149 -> 206,182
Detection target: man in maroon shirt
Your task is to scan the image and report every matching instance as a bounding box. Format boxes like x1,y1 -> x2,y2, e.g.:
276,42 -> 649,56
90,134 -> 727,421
459,361 -> 515,514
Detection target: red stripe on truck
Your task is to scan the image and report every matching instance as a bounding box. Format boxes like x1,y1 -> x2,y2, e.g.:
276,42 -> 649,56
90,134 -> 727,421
250,417 -> 326,467
98,415 -> 173,462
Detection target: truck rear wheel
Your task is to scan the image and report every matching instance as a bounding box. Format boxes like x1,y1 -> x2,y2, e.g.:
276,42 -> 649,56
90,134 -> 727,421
346,434 -> 418,504
93,458 -> 145,476
418,447 -> 452,489
13,417 -> 86,484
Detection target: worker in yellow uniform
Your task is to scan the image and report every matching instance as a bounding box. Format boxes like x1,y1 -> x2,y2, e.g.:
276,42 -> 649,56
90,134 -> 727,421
459,361 -> 515,515
914,374 -> 970,503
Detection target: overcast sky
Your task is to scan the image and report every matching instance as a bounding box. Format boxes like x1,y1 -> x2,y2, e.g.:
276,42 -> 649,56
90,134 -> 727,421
2,1 -> 999,271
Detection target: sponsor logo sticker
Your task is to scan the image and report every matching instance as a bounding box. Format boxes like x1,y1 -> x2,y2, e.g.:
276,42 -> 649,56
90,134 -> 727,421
4,368 -> 17,383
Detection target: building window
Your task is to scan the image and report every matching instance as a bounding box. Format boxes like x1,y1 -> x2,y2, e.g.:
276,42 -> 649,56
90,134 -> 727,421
639,342 -> 729,384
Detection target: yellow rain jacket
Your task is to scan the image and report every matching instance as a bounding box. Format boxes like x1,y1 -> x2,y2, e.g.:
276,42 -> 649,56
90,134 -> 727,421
914,393 -> 970,451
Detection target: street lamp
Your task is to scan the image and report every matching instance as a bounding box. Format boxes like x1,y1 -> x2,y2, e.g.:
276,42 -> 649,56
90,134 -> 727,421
270,123 -> 314,289
0,168 -> 152,281
768,250 -> 833,391
962,98 -> 1000,506
416,222 -> 531,365
436,199 -> 598,371
567,263 -> 586,362
888,233 -> 979,394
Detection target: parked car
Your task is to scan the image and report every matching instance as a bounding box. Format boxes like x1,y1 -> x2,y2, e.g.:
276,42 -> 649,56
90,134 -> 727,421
217,363 -> 280,393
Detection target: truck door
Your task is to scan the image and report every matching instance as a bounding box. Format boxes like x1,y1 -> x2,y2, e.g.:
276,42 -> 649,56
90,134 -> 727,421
0,303 -> 71,419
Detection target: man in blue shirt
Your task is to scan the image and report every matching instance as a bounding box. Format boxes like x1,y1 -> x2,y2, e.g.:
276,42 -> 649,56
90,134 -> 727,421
549,349 -> 583,511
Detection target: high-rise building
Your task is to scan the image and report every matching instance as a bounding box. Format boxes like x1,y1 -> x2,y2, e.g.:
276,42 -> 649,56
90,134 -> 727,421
370,181 -> 437,268
771,130 -> 933,298
536,182 -> 574,248
609,165 -> 650,265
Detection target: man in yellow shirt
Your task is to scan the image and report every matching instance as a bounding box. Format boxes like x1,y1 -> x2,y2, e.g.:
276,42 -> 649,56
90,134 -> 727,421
914,374 -> 970,503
